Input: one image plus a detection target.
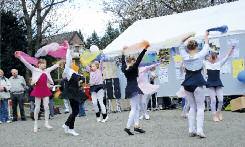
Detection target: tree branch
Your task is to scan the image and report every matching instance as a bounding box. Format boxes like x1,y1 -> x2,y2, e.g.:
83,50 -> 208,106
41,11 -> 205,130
41,0 -> 68,22
42,0 -> 68,10
41,23 -> 51,35
20,0 -> 30,22
160,0 -> 180,13
29,0 -> 41,20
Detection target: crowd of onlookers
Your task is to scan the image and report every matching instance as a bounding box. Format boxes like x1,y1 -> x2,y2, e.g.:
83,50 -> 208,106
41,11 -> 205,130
0,68 -> 87,124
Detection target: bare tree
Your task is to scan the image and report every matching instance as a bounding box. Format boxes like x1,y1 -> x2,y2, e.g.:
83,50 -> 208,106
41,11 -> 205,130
1,0 -> 71,54
19,0 -> 72,54
103,0 -> 238,31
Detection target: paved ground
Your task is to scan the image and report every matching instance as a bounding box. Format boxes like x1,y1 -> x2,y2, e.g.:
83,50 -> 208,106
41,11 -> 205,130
0,105 -> 245,147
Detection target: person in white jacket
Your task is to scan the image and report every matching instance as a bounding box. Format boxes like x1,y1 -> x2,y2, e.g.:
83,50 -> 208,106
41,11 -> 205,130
0,69 -> 11,124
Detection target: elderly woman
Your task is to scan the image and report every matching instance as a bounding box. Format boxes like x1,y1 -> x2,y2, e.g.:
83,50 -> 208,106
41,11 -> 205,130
0,69 -> 11,124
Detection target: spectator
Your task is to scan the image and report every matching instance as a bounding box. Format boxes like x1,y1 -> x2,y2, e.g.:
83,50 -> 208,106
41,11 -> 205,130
60,78 -> 70,113
9,69 -> 26,121
0,69 -> 12,124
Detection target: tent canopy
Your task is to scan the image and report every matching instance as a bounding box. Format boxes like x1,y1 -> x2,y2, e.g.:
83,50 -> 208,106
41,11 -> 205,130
103,0 -> 245,56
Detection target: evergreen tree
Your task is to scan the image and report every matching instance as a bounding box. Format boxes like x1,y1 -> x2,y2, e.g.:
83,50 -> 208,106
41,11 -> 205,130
0,10 -> 27,77
100,23 -> 120,49
86,31 -> 100,49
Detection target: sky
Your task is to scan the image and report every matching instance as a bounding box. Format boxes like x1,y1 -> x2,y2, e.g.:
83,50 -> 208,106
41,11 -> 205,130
56,0 -> 117,38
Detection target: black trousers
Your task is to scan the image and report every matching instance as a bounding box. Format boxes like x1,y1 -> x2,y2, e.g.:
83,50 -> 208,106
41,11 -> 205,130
11,93 -> 26,119
65,99 -> 79,129
148,80 -> 156,109
148,93 -> 157,109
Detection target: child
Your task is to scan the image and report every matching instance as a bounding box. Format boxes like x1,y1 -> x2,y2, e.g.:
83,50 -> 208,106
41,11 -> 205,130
148,67 -> 158,110
15,51 -> 61,133
0,69 -> 11,124
49,85 -> 56,119
121,42 -> 149,136
203,47 -> 234,122
26,78 -> 35,120
138,63 -> 160,120
176,86 -> 189,118
78,101 -> 86,117
86,61 -> 108,123
180,32 -> 210,138
62,48 -> 85,136
78,83 -> 87,117
60,77 -> 70,113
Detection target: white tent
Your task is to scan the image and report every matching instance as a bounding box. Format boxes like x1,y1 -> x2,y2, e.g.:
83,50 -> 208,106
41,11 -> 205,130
103,0 -> 245,56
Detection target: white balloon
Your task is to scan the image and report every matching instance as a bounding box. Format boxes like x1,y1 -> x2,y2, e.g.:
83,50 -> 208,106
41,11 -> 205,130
90,45 -> 99,52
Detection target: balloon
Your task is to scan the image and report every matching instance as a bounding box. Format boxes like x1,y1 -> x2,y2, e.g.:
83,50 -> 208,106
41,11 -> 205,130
237,70 -> 245,83
90,45 -> 99,52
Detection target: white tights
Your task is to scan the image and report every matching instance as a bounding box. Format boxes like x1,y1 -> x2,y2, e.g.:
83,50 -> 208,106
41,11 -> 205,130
185,87 -> 205,134
208,87 -> 223,113
91,89 -> 106,114
127,94 -> 140,128
34,97 -> 50,123
140,95 -> 149,116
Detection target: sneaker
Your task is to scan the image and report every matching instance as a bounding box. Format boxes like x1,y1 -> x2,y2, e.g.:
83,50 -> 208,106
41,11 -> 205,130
6,120 -> 12,123
67,129 -> 79,136
34,122 -> 38,133
62,124 -> 68,134
197,132 -> 207,138
101,116 -> 108,123
49,116 -> 54,120
139,115 -> 144,120
134,127 -> 146,133
181,112 -> 188,118
21,118 -> 26,121
144,114 -> 150,120
45,122 -> 53,130
30,113 -> 34,120
64,111 -> 69,114
0,121 -> 2,124
96,117 -> 101,122
188,132 -> 197,137
124,128 -> 134,135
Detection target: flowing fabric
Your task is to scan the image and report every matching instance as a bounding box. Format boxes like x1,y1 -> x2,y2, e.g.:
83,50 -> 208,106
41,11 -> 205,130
19,51 -> 38,66
35,41 -> 68,58
72,63 -> 79,73
123,40 -> 150,54
207,25 -> 228,33
80,50 -> 101,67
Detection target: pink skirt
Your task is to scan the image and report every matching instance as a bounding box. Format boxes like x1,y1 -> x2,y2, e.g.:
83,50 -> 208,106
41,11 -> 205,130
30,86 -> 52,98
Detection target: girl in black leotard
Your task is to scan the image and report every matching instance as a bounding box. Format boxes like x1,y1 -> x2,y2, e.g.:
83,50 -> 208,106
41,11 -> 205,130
121,43 -> 149,136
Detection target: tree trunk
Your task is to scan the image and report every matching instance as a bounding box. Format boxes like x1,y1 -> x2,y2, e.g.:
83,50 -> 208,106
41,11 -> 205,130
26,22 -> 33,51
35,0 -> 42,50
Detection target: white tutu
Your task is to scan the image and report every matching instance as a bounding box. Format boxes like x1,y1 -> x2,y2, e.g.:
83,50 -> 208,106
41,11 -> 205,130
139,83 -> 159,95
